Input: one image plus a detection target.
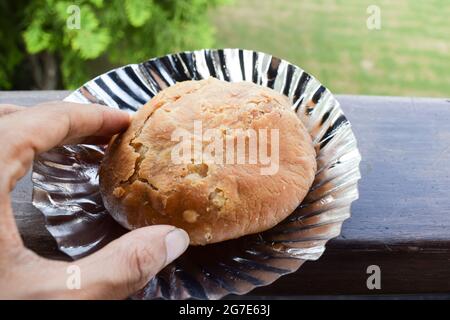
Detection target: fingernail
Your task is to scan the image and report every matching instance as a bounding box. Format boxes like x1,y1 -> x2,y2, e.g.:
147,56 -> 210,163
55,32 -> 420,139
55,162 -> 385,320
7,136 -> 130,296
164,228 -> 189,265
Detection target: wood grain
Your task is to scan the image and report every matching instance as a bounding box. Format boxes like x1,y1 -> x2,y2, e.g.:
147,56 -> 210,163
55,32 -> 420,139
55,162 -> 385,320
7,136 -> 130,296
1,91 -> 450,296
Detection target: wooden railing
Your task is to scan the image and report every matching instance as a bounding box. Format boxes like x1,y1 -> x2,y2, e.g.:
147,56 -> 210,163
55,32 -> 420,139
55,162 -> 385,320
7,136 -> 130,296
1,91 -> 450,298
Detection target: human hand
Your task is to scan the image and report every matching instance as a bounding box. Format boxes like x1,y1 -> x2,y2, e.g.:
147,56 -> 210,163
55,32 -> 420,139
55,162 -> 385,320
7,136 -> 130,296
0,102 -> 189,299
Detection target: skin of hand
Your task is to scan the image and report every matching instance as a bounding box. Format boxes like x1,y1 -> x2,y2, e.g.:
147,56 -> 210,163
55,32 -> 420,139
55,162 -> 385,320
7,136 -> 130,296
0,101 -> 189,299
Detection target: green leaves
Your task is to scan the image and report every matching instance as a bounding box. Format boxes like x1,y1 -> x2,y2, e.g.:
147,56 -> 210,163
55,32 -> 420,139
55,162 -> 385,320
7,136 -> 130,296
67,6 -> 111,59
89,0 -> 104,8
0,1 -> 27,89
71,28 -> 111,59
2,0 -> 226,89
23,21 -> 52,54
124,0 -> 153,27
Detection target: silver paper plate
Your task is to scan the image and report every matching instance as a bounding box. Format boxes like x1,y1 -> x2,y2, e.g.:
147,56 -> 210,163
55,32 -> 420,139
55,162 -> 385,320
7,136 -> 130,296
32,49 -> 361,299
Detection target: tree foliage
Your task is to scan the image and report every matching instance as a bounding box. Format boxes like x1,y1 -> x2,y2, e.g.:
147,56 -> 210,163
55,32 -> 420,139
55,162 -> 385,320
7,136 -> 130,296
0,0 -> 227,89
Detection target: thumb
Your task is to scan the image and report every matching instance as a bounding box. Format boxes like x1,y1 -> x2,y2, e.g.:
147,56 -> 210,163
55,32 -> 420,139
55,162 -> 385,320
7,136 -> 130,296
69,225 -> 189,299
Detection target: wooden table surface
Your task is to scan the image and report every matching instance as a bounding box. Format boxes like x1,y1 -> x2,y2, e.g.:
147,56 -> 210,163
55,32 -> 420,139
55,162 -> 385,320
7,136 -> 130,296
1,91 -> 450,298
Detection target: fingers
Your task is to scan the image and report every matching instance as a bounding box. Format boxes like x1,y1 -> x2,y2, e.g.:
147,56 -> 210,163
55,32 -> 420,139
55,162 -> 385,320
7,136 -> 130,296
0,102 -> 130,246
0,102 -> 130,192
0,226 -> 188,299
0,104 -> 25,117
3,101 -> 131,151
0,194 -> 23,247
64,225 -> 189,299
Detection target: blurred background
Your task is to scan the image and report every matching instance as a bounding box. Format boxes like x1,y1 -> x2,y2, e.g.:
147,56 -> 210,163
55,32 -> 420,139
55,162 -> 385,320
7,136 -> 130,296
0,0 -> 448,97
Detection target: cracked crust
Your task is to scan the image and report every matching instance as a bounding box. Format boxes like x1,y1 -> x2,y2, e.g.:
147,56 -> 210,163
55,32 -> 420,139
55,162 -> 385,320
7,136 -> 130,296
99,78 -> 316,245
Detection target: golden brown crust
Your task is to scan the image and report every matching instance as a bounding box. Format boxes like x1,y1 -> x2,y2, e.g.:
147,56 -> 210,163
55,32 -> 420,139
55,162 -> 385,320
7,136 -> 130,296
99,78 -> 316,245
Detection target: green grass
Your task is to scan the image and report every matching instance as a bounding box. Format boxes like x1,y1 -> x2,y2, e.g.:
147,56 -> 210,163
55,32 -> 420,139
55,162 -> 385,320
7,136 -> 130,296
210,0 -> 450,97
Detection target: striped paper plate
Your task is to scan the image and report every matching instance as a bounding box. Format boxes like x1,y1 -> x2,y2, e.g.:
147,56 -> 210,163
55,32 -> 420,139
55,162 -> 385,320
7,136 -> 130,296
32,49 -> 361,299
